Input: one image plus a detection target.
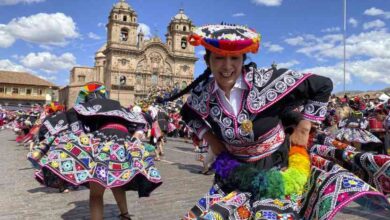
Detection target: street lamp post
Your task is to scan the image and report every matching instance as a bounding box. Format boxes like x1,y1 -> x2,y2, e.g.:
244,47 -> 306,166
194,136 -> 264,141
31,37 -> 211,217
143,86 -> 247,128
343,0 -> 347,94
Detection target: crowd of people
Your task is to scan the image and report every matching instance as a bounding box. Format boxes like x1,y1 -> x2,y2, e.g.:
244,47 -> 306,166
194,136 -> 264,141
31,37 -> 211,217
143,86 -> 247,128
0,23 -> 389,220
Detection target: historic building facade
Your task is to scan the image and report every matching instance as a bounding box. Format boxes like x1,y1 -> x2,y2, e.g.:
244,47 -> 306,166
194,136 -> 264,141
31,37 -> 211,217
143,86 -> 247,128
0,70 -> 58,107
60,0 -> 197,108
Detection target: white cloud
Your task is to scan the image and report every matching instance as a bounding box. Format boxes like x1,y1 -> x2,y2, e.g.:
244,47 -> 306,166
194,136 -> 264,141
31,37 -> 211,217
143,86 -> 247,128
0,59 -> 35,73
362,19 -> 386,30
286,34 -> 342,61
277,60 -> 300,68
297,42 -> 335,61
88,32 -> 101,40
137,23 -> 151,40
97,22 -> 105,27
303,64 -> 351,86
0,0 -> 44,5
364,7 -> 390,19
20,52 -> 77,73
0,24 -> 15,48
268,44 -> 284,52
348,18 -> 358,28
321,27 -> 340,33
232,13 -> 246,17
263,42 -> 284,52
303,58 -> 390,86
346,30 -> 390,58
288,30 -> 390,61
0,13 -> 79,48
251,0 -> 282,6
348,58 -> 390,84
39,75 -> 57,82
284,36 -> 306,46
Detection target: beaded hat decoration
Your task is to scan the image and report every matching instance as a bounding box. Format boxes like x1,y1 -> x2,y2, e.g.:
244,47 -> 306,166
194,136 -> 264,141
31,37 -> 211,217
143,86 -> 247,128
187,23 -> 261,56
76,83 -> 107,104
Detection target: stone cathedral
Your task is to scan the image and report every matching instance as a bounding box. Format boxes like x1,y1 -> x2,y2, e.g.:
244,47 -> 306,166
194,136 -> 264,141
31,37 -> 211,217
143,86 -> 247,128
59,0 -> 197,107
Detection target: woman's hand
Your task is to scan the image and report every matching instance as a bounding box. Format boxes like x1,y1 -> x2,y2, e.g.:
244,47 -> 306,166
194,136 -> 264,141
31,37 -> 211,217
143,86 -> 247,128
290,120 -> 312,148
203,131 -> 225,155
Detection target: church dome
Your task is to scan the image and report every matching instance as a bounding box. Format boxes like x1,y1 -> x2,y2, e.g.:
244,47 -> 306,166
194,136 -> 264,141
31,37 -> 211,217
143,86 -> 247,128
173,9 -> 189,20
95,52 -> 105,58
95,43 -> 107,58
113,0 -> 133,11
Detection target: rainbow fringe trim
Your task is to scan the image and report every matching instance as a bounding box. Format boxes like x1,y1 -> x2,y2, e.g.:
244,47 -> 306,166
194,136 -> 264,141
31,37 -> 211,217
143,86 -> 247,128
213,145 -> 310,199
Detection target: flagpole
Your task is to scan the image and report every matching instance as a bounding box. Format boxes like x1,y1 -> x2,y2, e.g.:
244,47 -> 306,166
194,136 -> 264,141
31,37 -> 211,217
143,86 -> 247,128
343,0 -> 347,94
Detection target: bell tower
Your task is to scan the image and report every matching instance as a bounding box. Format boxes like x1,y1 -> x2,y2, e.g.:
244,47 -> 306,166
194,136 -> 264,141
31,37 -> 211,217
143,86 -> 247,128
166,8 -> 195,56
107,0 -> 138,48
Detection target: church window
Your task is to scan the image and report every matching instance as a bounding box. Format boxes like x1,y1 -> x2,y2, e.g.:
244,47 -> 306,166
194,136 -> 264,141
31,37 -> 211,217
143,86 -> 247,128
121,59 -> 127,66
136,74 -> 142,84
78,75 -> 86,82
26,88 -> 32,95
120,28 -> 128,41
114,15 -> 117,19
151,73 -> 158,85
166,77 -> 172,86
133,17 -> 136,22
181,37 -> 187,49
38,89 -> 44,95
183,26 -> 187,31
181,81 -> 187,89
176,25 -> 178,29
123,15 -> 127,22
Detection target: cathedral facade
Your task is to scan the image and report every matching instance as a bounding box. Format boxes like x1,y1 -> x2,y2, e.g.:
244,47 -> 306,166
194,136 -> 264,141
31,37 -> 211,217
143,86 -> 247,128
59,0 -> 197,108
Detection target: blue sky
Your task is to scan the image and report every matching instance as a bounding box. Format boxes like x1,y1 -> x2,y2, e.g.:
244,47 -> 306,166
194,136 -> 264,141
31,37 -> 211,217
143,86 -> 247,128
0,0 -> 389,93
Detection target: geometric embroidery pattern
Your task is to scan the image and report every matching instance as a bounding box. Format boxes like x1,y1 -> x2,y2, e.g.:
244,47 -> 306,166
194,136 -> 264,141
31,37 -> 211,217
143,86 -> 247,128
34,129 -> 162,195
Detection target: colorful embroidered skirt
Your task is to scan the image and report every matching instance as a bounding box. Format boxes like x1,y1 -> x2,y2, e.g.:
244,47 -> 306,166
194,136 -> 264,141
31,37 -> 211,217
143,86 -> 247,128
336,127 -> 382,144
33,128 -> 162,197
184,143 -> 390,220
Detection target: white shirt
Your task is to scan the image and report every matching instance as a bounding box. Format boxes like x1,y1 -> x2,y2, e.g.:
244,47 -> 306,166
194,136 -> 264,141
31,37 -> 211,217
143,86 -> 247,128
212,73 -> 248,116
197,74 -> 248,139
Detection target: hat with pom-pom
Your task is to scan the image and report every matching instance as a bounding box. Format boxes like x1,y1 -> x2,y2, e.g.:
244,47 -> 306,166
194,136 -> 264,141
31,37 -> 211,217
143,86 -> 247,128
187,23 -> 261,56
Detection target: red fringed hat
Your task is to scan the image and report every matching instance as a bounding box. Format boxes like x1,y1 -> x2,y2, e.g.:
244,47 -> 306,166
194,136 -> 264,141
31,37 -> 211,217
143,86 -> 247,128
188,24 -> 261,56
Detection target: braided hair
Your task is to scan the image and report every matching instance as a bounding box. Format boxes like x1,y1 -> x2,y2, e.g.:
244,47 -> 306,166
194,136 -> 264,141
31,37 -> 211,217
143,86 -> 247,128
164,50 -> 252,102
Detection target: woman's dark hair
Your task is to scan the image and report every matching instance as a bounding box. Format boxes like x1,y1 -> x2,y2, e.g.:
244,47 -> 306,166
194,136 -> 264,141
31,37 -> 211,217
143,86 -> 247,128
164,50 -> 251,102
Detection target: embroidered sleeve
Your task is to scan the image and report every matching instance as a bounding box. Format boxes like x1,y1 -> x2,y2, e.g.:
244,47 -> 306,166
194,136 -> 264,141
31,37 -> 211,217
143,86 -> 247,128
181,103 -> 211,139
294,74 -> 333,124
303,100 -> 328,123
190,119 -> 211,139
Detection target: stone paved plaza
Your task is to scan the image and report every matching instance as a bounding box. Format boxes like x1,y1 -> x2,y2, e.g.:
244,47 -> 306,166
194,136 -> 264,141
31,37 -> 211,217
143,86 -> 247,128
0,129 -> 388,219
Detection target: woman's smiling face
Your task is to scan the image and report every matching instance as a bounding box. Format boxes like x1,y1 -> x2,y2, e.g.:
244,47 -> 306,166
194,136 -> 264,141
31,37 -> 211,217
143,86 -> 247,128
208,52 -> 244,93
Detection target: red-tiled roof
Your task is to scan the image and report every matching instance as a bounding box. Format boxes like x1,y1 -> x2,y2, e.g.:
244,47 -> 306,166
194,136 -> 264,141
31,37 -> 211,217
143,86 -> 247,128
0,70 -> 57,87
